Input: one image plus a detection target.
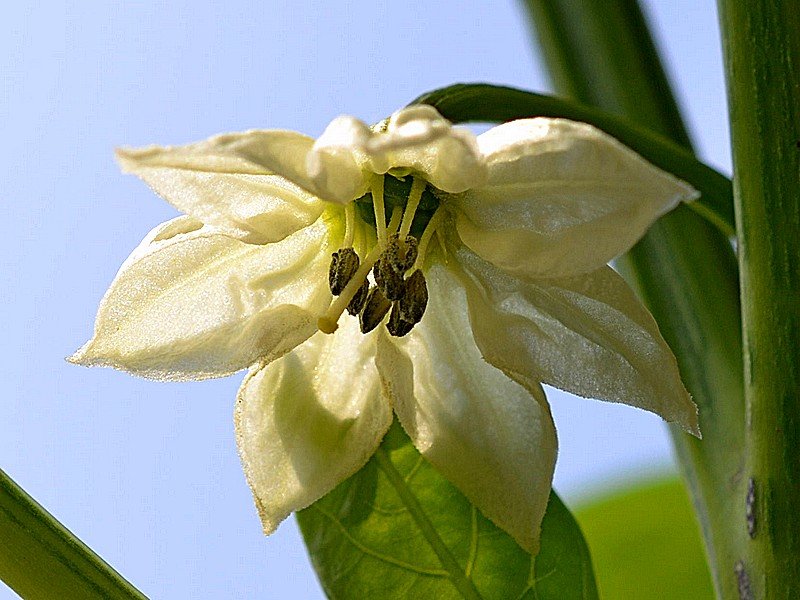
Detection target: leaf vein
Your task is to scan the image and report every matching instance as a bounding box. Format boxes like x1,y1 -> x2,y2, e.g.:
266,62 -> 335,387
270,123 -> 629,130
309,505 -> 449,578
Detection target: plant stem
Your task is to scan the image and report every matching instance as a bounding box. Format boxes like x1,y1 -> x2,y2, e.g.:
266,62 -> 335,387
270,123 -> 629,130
521,1 -> 747,597
0,468 -> 147,600
717,0 -> 800,595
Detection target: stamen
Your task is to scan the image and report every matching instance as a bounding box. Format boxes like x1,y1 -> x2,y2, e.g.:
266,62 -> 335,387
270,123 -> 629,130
371,175 -> 387,247
387,305 -> 414,337
344,202 -> 355,248
386,234 -> 418,273
374,233 -> 418,301
415,207 -> 445,270
328,247 -> 360,295
318,244 -> 383,334
398,177 -> 426,239
387,269 -> 428,337
387,205 -> 403,236
359,287 -> 392,333
374,256 -> 405,300
398,269 -> 428,324
346,280 -> 369,316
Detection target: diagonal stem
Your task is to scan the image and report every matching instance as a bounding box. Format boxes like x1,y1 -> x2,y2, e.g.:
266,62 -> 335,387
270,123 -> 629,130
0,468 -> 147,599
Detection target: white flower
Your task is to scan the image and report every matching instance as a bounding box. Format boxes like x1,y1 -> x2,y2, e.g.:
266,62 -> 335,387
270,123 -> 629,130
70,105 -> 700,553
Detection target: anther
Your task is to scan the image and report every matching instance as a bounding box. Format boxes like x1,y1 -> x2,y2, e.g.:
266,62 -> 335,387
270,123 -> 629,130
386,270 -> 428,337
346,280 -> 369,316
359,287 -> 392,333
387,305 -> 414,337
385,234 -> 418,273
398,269 -> 428,324
374,257 -> 405,301
328,248 -> 360,295
319,244 -> 383,335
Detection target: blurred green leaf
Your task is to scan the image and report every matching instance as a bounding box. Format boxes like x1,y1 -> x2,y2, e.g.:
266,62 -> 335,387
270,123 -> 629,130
298,420 -> 598,599
575,478 -> 714,600
411,83 -> 734,238
0,468 -> 147,600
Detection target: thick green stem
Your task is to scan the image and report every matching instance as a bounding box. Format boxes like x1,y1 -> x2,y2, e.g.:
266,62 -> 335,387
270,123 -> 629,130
521,1 -> 746,597
0,468 -> 147,600
717,1 -> 800,596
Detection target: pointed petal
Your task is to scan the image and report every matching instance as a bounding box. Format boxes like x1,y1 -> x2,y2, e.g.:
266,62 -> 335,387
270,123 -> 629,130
374,263 -> 557,553
69,218 -> 334,380
117,130 -> 355,242
451,118 -> 698,278
452,243 -> 699,435
365,106 -> 488,193
235,318 -> 391,534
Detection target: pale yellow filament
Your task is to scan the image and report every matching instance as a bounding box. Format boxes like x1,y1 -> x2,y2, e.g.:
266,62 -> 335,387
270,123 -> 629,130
343,202 -> 355,248
371,175 -> 387,247
415,208 -> 445,270
387,205 -> 403,236
398,177 -> 426,239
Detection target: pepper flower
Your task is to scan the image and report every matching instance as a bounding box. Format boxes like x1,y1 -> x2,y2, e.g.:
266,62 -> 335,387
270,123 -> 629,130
70,105 -> 700,553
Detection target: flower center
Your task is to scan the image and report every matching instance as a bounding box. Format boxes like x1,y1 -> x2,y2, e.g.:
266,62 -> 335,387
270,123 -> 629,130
317,174 -> 442,336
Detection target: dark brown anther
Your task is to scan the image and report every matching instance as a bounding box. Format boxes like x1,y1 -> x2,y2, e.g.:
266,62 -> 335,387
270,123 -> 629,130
374,257 -> 406,301
359,287 -> 392,333
387,304 -> 414,337
386,234 -> 418,273
346,280 -> 369,316
398,269 -> 428,324
328,248 -> 360,295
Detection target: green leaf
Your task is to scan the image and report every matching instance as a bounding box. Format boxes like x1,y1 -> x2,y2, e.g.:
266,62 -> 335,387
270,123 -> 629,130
576,478 -> 714,599
297,421 -> 597,600
410,83 -> 734,238
0,468 -> 147,600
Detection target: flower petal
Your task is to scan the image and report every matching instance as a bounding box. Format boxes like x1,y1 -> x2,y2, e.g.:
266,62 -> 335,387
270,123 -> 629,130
450,118 -> 699,278
117,130 -> 355,242
451,243 -> 699,435
374,262 -> 557,553
365,106 -> 488,193
235,318 -> 391,535
307,116 -> 373,204
69,217 -> 334,380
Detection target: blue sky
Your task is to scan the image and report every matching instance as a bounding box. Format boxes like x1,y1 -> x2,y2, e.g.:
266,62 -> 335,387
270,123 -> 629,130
1,1 -> 728,597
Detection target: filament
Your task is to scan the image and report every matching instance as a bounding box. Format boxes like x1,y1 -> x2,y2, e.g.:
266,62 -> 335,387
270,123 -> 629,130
343,202 -> 355,247
371,175 -> 387,247
398,177 -> 426,239
414,207 -> 444,269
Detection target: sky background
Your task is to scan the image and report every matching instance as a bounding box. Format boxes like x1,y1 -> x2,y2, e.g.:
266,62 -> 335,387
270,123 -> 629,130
1,1 -> 729,598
